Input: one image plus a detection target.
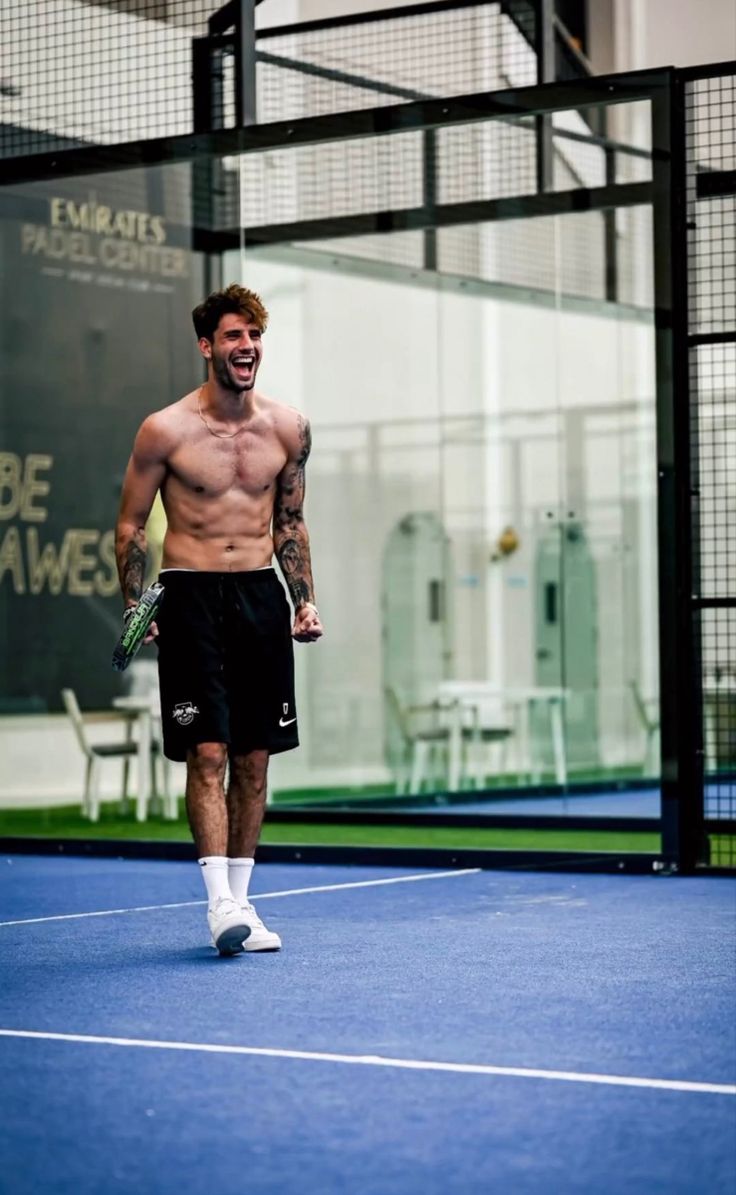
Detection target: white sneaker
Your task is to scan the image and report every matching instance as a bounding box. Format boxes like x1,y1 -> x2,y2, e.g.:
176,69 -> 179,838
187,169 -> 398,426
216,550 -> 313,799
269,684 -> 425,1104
207,896 -> 252,957
240,901 -> 281,952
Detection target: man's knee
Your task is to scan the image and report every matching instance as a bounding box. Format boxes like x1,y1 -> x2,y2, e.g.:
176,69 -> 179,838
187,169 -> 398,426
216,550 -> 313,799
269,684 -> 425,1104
187,741 -> 228,777
229,749 -> 269,789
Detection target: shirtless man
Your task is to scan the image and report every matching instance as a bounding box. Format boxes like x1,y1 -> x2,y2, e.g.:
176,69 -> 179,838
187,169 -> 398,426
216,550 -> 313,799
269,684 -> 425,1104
115,284 -> 323,956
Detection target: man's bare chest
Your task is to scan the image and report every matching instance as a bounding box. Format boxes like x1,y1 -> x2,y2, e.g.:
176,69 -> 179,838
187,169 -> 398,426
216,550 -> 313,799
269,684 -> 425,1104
168,430 -> 288,499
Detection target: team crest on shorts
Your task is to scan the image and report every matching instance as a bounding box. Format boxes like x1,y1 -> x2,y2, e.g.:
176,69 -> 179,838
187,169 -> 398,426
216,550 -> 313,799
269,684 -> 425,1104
173,701 -> 199,726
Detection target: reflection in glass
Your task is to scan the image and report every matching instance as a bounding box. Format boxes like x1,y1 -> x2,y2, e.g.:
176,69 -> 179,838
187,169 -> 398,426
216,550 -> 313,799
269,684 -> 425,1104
230,198 -> 658,813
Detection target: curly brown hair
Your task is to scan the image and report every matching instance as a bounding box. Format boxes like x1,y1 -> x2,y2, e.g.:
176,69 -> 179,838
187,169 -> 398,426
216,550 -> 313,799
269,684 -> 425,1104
192,284 -> 269,341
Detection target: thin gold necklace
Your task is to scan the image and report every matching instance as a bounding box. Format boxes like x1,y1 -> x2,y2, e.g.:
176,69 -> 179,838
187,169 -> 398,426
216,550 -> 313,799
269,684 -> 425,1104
197,385 -> 244,439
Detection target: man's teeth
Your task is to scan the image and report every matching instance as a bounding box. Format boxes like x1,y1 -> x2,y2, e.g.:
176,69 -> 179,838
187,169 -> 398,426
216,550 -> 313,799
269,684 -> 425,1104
233,357 -> 254,366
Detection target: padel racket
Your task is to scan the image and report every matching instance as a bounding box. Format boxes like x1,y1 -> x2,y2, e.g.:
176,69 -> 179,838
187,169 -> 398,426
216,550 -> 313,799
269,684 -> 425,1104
112,582 -> 164,672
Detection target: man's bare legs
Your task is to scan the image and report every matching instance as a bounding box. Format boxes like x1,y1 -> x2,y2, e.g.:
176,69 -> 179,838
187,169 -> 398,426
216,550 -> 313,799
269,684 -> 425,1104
184,743 -> 278,949
226,749 -> 270,858
185,742 -> 229,856
185,742 -> 254,953
183,743 -> 269,859
224,750 -> 280,949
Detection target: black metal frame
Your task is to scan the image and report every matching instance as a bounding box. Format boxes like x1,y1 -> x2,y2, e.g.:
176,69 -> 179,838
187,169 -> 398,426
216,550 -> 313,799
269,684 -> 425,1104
1,0 -> 732,872
678,62 -> 736,873
193,0 -> 259,131
649,71 -> 706,872
2,68 -> 663,187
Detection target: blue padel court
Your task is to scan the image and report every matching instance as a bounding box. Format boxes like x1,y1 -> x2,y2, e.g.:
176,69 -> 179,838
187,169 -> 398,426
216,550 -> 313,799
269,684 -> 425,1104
1,855 -> 734,1194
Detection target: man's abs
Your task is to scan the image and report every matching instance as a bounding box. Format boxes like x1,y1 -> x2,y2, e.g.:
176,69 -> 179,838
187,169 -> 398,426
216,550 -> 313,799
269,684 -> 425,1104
159,464 -> 279,572
161,528 -> 274,572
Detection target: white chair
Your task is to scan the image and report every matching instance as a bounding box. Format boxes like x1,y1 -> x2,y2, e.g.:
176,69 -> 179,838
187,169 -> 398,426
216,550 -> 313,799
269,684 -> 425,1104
386,687 -> 452,794
61,688 -> 165,822
459,698 -> 514,789
436,682 -> 515,789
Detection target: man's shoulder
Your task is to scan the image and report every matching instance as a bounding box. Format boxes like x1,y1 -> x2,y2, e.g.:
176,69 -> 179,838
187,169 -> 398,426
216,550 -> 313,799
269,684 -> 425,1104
266,399 -> 311,462
261,395 -> 309,438
259,393 -> 301,420
145,393 -> 195,430
135,395 -> 192,456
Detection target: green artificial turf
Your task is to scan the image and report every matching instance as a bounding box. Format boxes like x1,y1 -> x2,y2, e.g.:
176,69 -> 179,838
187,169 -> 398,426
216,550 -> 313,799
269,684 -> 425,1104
0,802 -> 660,853
264,822 -> 660,853
709,836 -> 736,868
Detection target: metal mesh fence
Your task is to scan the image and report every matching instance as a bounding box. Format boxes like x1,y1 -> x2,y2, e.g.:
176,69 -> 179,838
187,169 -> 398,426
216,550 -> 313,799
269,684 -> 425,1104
436,212 -> 608,300
686,76 -> 736,338
232,102 -> 651,307
256,2 -> 537,124
686,70 -> 736,868
1,1 -> 653,310
0,0 -> 213,158
0,0 -> 537,160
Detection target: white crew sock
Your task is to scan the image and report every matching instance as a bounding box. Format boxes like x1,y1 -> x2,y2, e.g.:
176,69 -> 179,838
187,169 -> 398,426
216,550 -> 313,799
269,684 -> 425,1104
228,857 -> 255,905
198,856 -> 233,906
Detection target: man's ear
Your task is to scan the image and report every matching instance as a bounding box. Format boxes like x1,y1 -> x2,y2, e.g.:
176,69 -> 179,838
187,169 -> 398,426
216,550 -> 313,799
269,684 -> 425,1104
198,336 -> 212,360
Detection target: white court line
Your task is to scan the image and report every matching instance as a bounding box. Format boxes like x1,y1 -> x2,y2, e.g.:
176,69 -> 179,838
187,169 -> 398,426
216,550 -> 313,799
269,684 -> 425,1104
0,868 -> 481,928
0,1028 -> 733,1096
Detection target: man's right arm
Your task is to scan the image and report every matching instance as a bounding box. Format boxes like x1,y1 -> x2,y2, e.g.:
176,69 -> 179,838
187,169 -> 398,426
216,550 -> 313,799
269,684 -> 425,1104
115,416 -> 168,609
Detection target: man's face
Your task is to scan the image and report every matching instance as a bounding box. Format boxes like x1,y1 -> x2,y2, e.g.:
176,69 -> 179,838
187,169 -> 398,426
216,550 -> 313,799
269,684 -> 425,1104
201,312 -> 263,393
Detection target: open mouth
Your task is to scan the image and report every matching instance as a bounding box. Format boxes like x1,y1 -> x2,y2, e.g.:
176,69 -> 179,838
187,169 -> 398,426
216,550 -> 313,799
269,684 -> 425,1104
231,355 -> 255,373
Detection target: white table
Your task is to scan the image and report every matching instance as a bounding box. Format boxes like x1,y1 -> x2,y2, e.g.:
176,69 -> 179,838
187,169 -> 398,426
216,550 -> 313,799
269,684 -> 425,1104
436,681 -> 569,790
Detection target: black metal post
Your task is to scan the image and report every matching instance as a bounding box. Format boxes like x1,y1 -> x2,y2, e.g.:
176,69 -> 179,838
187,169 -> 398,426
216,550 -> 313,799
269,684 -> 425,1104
234,0 -> 258,127
603,108 -> 618,302
650,72 -> 706,872
192,37 -> 214,132
192,12 -> 232,300
535,0 -> 556,192
423,130 -> 438,271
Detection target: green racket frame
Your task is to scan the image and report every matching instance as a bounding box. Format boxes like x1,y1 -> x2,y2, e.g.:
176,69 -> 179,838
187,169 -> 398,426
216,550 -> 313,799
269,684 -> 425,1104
111,582 -> 165,672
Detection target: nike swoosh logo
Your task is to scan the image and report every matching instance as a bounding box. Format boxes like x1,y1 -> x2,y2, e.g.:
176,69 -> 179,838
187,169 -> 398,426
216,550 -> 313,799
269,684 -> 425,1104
279,716 -> 297,727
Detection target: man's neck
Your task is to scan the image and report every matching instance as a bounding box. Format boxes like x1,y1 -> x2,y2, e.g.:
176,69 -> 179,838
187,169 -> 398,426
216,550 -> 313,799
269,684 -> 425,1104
203,379 -> 258,418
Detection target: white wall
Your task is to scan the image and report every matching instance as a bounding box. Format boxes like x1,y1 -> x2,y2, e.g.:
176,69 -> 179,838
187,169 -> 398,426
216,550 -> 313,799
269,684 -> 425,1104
611,0 -> 736,71
280,0 -> 736,73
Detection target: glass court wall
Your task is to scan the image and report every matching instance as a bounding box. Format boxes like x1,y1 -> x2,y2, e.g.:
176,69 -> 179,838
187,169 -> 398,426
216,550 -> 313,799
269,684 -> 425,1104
233,207 -> 659,809
0,0 -> 668,857
0,140 -> 659,835
207,77 -> 660,813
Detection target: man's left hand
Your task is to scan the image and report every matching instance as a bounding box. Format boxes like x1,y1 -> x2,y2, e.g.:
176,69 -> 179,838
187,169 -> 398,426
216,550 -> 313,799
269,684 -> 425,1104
293,603 -> 324,643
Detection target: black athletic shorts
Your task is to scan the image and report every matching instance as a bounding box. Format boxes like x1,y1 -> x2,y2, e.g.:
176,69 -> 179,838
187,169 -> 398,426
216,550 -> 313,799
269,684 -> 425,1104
155,567 -> 298,762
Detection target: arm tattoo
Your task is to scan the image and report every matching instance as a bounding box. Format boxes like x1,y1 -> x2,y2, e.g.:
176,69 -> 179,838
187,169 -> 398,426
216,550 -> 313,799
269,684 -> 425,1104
119,538 -> 146,605
273,416 -> 315,609
297,414 -> 312,468
276,535 -> 313,608
277,418 -> 311,506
